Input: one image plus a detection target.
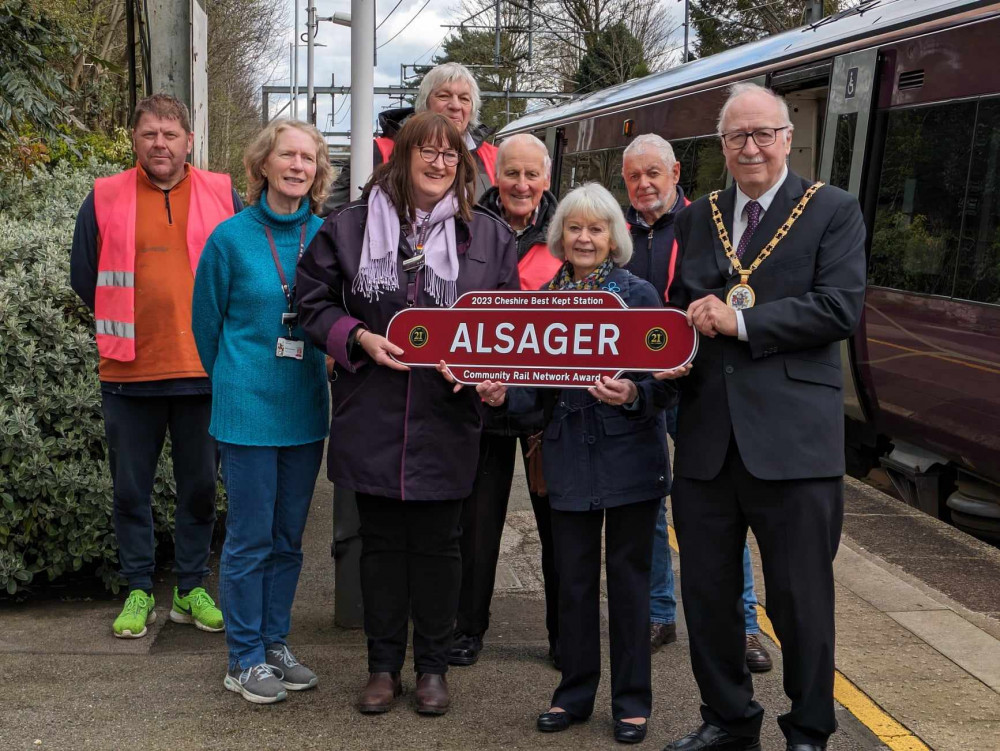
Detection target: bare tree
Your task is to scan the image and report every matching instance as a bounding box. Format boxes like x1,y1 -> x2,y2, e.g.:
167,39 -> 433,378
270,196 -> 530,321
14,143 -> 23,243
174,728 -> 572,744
204,0 -> 286,189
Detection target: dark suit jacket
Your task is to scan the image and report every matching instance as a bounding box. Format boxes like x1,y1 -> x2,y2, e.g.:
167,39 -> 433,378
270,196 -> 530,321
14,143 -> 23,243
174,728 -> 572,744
668,170 -> 867,482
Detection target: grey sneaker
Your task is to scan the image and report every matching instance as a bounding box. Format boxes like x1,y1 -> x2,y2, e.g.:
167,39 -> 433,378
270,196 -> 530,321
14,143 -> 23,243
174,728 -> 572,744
266,643 -> 318,691
224,663 -> 288,704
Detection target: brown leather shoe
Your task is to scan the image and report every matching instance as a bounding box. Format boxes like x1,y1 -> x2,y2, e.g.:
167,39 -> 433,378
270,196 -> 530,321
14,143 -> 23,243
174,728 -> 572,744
651,622 -> 677,653
745,634 -> 773,673
414,673 -> 450,715
357,672 -> 403,713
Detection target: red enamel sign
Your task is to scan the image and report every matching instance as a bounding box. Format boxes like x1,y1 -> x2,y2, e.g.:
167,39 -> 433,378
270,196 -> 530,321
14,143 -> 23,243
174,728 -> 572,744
385,290 -> 698,388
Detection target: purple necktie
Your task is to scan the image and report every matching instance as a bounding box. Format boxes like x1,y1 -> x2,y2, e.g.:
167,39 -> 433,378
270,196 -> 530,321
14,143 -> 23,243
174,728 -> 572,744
736,200 -> 762,260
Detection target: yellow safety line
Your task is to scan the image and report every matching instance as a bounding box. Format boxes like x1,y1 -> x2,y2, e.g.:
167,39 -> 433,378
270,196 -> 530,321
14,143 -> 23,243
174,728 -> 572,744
667,526 -> 931,751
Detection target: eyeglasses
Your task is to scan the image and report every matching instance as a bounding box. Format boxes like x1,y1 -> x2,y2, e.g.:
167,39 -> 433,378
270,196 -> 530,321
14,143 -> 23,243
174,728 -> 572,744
416,146 -> 460,167
719,126 -> 790,150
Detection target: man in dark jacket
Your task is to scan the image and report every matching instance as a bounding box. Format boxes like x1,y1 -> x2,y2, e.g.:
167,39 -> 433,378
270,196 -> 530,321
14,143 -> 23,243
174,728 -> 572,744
662,83 -> 867,751
623,134 -> 772,673
449,134 -> 563,669
321,62 -> 498,214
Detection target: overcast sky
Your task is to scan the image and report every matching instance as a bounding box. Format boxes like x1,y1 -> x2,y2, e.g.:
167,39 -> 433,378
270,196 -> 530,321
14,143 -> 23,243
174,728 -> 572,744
271,0 -> 689,146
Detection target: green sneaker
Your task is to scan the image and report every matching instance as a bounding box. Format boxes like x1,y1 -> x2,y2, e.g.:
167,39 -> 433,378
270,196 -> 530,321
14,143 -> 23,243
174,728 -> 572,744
113,590 -> 156,639
169,586 -> 225,632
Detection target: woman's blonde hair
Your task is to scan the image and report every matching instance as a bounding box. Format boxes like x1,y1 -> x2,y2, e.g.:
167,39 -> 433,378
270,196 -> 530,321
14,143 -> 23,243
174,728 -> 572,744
244,119 -> 332,213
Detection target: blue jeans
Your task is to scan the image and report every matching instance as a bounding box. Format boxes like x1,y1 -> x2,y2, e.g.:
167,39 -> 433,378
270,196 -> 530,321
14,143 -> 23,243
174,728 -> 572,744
650,504 -> 760,633
219,441 -> 324,669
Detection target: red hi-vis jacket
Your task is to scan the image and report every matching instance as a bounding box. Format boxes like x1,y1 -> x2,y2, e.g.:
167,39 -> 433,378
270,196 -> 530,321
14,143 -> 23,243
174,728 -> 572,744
93,166 -> 234,361
374,137 -> 499,185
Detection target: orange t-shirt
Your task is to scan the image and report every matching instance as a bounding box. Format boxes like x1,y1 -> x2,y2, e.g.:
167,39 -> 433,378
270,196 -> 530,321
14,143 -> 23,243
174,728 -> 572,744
98,165 -> 208,382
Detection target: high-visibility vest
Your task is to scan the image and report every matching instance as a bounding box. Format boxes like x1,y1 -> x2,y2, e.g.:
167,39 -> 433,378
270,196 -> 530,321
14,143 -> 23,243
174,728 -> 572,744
92,166 -> 234,361
373,137 -> 499,186
518,243 -> 563,291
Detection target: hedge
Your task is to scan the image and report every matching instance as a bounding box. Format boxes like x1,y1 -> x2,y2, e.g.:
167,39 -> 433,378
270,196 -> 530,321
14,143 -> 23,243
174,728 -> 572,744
0,161 -> 219,595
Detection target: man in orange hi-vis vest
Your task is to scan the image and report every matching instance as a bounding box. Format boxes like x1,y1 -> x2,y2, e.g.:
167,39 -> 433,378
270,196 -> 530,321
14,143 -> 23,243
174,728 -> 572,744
71,94 -> 242,640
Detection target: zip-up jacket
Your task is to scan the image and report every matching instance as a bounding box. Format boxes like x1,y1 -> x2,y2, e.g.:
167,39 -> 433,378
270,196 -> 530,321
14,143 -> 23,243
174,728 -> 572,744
624,187 -> 690,303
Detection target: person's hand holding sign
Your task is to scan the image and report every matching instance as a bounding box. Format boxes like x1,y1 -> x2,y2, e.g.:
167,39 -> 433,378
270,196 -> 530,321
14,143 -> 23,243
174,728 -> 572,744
358,328 -> 410,371
435,360 -> 507,405
653,364 -> 693,381
588,376 -> 640,406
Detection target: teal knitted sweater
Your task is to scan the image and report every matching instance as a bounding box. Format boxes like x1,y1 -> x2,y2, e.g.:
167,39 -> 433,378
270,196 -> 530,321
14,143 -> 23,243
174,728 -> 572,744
192,191 -> 329,447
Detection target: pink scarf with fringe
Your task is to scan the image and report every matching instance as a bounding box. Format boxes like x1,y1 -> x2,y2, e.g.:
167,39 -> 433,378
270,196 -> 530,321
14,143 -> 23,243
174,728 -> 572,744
353,185 -> 460,307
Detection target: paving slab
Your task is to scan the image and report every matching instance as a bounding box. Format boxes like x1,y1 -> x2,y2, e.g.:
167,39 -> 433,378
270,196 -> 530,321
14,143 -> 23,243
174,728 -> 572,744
889,610 -> 1000,692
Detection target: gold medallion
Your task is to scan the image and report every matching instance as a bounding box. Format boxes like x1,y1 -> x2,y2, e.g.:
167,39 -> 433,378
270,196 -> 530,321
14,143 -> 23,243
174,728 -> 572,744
726,283 -> 756,310
708,182 -> 824,310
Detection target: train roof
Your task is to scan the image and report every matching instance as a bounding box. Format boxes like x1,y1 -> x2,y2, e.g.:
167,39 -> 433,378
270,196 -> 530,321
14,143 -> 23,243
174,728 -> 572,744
496,0 -> 999,136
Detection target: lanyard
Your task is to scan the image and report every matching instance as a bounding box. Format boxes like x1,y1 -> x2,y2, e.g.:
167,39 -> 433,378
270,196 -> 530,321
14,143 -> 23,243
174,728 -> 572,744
405,217 -> 432,307
265,224 -> 308,311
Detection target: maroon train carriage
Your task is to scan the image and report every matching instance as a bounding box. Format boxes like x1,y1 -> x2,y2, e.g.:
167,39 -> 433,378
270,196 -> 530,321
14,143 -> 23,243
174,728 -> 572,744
495,0 -> 1000,540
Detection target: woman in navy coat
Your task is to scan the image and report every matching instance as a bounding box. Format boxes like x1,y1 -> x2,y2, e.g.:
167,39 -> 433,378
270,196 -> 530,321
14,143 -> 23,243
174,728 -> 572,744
488,183 -> 678,744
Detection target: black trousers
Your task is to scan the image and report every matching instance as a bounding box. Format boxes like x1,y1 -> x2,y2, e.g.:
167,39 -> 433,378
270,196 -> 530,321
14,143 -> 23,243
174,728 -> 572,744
550,498 -> 659,721
102,391 -> 217,593
456,435 -> 560,649
357,493 -> 464,675
672,435 -> 843,747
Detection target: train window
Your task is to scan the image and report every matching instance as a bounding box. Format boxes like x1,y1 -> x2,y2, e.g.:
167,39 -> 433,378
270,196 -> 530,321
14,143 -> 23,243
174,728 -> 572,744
829,113 -> 857,191
558,148 -> 627,205
868,100 -> 977,296
954,97 -> 1000,304
671,136 -> 728,200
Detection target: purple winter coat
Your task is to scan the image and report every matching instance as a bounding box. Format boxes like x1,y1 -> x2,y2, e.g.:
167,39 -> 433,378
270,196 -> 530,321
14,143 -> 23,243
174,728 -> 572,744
295,200 -> 520,501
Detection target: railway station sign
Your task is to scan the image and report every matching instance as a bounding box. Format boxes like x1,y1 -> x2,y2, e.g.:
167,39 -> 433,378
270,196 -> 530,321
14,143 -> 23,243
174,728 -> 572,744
385,290 -> 698,388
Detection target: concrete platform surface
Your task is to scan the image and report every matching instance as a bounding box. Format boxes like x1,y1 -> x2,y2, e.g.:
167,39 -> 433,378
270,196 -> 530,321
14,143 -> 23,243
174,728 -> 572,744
1,465 -> 997,750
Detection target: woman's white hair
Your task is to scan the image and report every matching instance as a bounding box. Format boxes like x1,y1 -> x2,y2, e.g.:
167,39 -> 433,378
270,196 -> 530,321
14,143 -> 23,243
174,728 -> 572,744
622,133 -> 676,169
716,82 -> 793,138
415,62 -> 481,129
547,183 -> 634,267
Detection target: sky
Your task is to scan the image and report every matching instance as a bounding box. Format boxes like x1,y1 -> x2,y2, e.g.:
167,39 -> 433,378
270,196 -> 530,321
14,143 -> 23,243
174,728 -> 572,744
270,0 -> 689,147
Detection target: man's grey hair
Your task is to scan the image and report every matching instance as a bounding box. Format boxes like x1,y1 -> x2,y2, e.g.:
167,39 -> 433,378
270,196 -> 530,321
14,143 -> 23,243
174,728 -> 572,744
547,183 -> 634,267
496,133 -> 552,178
716,82 -> 793,139
415,62 -> 481,130
622,134 -> 676,170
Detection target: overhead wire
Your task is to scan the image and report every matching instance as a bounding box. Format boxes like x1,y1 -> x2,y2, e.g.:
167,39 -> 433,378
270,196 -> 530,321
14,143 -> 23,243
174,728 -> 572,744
376,0 -> 406,30
377,0 -> 433,50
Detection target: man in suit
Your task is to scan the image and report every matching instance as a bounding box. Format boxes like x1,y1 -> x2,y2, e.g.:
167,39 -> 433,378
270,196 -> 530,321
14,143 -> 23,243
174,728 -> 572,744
660,83 -> 867,751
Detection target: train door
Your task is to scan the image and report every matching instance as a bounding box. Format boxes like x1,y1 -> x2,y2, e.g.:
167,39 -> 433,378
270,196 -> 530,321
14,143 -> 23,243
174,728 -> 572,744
818,49 -> 880,435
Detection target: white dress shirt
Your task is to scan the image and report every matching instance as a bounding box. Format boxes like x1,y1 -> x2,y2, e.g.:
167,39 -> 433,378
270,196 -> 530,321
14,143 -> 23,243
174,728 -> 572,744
731,165 -> 788,341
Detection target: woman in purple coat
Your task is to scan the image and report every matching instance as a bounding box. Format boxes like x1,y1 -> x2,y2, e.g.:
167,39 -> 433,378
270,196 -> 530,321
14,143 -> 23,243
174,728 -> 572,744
295,112 -> 519,716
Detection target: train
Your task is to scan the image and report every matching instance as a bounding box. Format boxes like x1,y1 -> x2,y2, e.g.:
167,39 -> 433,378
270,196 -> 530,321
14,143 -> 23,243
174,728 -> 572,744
494,0 -> 1000,539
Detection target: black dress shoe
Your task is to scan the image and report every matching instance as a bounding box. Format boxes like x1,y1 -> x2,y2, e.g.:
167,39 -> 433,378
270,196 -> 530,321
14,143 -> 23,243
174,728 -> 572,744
614,720 -> 648,744
787,745 -> 824,751
663,722 -> 761,751
537,710 -> 581,732
745,634 -> 773,673
447,631 -> 483,666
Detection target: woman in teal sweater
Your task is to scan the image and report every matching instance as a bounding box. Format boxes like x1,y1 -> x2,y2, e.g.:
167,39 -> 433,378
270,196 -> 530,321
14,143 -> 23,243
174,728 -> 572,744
192,119 -> 332,705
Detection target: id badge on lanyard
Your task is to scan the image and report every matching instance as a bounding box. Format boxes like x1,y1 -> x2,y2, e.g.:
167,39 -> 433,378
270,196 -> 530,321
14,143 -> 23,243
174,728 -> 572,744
266,224 -> 308,360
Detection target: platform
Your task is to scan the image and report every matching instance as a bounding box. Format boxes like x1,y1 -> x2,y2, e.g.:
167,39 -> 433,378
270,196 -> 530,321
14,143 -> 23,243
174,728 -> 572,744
1,464 -> 999,750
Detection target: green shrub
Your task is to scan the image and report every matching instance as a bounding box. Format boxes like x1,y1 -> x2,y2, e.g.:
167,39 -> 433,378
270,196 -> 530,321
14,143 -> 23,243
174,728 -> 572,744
0,160 -> 218,595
